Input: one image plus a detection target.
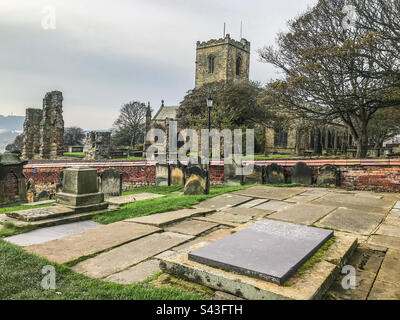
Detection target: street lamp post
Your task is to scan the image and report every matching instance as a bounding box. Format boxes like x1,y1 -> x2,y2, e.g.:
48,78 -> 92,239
206,96 -> 213,194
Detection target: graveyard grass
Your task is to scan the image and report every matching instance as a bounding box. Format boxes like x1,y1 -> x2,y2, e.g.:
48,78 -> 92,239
94,185 -> 257,224
0,203 -> 52,215
0,238 -> 205,300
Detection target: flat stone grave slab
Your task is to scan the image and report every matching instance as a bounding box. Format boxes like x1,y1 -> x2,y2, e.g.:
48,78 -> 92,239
286,193 -> 326,203
368,235 -> 400,250
389,209 -> 400,218
375,224 -> 400,238
233,186 -> 305,201
161,232 -> 356,300
238,199 -> 269,208
6,206 -> 74,222
368,280 -> 400,300
21,200 -> 55,206
25,222 -> 160,264
5,221 -> 101,246
312,193 -> 393,215
73,232 -> 193,279
203,207 -> 273,224
107,193 -> 165,206
105,259 -> 161,285
165,219 -> 218,236
253,200 -> 294,212
317,208 -> 384,235
194,194 -> 252,210
188,219 -> 333,285
125,208 -> 211,227
375,249 -> 400,285
268,203 -> 336,225
395,201 -> 400,210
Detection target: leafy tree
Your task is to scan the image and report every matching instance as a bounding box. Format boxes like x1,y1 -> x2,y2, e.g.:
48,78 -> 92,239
367,107 -> 400,148
178,81 -> 276,131
113,101 -> 147,149
64,127 -> 85,146
259,0 -> 400,158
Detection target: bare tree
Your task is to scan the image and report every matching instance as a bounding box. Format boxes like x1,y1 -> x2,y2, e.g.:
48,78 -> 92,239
259,0 -> 400,158
113,101 -> 147,149
64,127 -> 85,146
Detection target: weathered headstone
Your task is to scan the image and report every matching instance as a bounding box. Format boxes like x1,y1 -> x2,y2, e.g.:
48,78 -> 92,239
100,169 -> 122,196
224,159 -> 243,186
189,219 -> 333,285
291,162 -> 313,185
55,167 -> 108,213
170,162 -> 185,186
317,164 -> 339,187
0,152 -> 27,206
243,165 -> 264,185
38,190 -> 51,201
26,178 -> 36,203
156,163 -> 170,186
184,158 -> 207,195
264,163 -> 285,184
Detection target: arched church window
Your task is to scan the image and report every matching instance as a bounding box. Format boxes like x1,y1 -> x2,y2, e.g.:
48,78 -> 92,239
236,56 -> 242,76
208,56 -> 215,73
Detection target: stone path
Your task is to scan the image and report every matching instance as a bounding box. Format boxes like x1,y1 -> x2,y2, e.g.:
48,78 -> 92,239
16,186 -> 400,299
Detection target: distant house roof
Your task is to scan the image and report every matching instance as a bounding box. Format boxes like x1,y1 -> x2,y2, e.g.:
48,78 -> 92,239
153,105 -> 179,122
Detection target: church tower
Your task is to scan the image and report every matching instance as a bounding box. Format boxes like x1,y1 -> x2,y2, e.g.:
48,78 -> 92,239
195,34 -> 250,88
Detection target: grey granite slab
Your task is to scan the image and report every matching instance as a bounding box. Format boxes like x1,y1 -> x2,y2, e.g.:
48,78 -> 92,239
188,219 -> 333,285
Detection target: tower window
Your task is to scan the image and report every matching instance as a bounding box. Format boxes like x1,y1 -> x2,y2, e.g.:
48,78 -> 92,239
208,55 -> 215,73
236,56 -> 242,76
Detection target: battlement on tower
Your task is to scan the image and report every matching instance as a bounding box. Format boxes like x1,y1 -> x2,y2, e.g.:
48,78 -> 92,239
196,34 -> 250,53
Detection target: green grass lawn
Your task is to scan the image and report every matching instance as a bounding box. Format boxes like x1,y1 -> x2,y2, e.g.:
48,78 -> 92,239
93,185 -> 254,225
0,238 -> 205,300
0,203 -> 52,215
111,157 -> 146,161
63,152 -> 85,158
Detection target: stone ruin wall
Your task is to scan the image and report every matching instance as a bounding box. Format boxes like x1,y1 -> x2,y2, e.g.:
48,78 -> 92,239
22,108 -> 42,160
39,91 -> 64,159
21,91 -> 64,161
84,131 -> 111,161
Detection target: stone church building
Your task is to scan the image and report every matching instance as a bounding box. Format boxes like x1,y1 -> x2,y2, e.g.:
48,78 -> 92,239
148,34 -> 354,156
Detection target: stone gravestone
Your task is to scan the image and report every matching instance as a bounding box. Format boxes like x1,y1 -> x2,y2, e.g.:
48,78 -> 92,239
26,179 -> 36,203
0,152 -> 27,206
170,161 -> 186,186
184,158 -> 208,195
243,165 -> 264,185
156,163 -> 170,186
317,164 -> 339,187
264,163 -> 285,185
291,162 -> 313,185
100,169 -> 122,196
189,219 -> 333,285
56,167 -> 108,213
224,158 -> 243,186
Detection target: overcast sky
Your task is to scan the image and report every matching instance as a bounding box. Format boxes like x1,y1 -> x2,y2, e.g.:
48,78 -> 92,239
0,0 -> 317,130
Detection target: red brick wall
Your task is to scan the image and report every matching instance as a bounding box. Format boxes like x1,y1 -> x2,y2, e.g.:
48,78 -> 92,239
23,159 -> 400,193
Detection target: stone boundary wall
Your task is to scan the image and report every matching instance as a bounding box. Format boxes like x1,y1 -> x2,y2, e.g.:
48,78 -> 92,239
23,159 -> 400,193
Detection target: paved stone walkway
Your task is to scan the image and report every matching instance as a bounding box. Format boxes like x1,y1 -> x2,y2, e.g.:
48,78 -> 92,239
18,186 -> 400,299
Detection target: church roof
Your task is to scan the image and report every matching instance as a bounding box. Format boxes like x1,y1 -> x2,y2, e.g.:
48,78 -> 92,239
153,105 -> 179,121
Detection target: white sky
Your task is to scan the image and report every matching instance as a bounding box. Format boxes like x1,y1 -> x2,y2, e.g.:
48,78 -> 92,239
0,0 -> 317,130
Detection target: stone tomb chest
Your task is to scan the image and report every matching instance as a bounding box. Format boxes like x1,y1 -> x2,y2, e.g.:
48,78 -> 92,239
56,167 -> 108,213
189,219 -> 333,285
0,152 -> 27,206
